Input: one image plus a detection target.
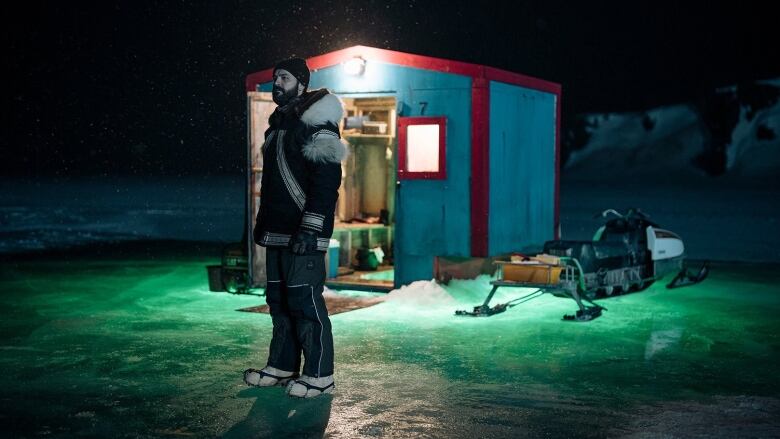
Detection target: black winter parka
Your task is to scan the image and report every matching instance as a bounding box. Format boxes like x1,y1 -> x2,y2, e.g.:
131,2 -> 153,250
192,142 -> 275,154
253,89 -> 346,252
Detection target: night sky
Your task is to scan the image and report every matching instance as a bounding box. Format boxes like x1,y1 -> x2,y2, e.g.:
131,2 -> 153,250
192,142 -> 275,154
4,0 -> 779,178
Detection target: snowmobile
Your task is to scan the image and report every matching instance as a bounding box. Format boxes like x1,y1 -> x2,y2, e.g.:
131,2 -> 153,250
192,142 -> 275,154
456,208 -> 709,321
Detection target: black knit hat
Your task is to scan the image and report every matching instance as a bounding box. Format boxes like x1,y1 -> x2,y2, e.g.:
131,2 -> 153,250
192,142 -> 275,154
274,57 -> 310,90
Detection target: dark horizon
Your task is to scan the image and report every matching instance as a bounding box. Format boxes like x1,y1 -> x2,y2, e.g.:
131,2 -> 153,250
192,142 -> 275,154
3,0 -> 779,178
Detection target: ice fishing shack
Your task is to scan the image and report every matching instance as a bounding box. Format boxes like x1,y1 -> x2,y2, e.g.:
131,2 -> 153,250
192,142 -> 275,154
243,45 -> 561,291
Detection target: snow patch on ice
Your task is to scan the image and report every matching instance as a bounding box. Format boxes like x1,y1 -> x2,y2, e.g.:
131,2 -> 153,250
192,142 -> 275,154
385,280 -> 455,306
644,327 -> 684,360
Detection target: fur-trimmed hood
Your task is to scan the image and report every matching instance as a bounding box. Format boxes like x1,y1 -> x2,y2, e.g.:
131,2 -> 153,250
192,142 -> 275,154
299,90 -> 345,126
298,90 -> 348,164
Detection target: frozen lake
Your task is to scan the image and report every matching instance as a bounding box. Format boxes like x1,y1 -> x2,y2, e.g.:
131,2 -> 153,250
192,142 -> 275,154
0,247 -> 778,437
1,174 -> 778,262
0,176 -> 245,253
1,173 -> 778,436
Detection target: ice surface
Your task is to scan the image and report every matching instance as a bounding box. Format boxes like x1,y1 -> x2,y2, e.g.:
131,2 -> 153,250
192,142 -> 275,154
0,175 -> 244,253
1,252 -> 779,437
644,327 -> 684,360
2,172 -> 778,263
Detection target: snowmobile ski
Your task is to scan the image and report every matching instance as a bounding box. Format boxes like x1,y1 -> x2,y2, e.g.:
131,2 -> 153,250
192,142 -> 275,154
667,261 -> 709,289
456,287 -> 545,317
562,305 -> 603,322
455,303 -> 509,317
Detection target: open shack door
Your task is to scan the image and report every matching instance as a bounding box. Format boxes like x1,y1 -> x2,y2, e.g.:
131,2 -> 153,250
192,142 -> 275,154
325,95 -> 397,292
247,92 -> 276,288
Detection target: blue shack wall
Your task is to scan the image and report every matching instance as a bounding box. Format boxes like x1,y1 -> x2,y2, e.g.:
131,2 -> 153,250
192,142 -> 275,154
258,62 -> 472,286
488,81 -> 557,255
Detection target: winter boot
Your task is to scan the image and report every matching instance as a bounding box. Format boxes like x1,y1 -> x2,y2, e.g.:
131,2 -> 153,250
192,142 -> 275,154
286,375 -> 335,398
243,366 -> 298,387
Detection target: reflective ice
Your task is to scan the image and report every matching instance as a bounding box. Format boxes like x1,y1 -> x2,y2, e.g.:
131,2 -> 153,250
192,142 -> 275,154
1,256 -> 779,437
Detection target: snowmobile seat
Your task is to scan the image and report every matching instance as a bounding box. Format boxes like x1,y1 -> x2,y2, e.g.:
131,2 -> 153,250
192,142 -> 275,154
543,240 -> 630,273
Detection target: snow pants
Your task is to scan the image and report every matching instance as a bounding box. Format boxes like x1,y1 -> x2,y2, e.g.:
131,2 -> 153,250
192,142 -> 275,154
264,248 -> 334,378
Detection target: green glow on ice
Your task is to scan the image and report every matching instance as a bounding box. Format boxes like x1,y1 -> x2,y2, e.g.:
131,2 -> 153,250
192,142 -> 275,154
1,257 -> 778,437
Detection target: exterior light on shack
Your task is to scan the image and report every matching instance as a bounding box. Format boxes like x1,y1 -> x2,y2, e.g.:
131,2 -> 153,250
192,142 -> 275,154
343,56 -> 366,76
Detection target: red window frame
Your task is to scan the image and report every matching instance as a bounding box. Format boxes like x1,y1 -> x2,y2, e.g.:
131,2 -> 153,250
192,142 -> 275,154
397,116 -> 447,180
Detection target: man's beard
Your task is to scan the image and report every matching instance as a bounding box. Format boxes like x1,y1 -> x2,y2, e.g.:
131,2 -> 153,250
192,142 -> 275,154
272,84 -> 300,106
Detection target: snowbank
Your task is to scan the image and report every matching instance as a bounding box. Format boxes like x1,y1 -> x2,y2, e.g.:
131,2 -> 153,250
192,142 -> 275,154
565,79 -> 780,183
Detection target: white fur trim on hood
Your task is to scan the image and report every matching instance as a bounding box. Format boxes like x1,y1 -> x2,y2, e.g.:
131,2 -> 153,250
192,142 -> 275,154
300,93 -> 345,126
300,92 -> 348,163
302,131 -> 349,163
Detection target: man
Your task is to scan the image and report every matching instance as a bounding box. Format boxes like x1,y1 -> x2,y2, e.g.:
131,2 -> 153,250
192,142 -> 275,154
243,57 -> 346,398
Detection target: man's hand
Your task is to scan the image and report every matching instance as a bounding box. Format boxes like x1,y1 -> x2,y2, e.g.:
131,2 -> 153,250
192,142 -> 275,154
290,230 -> 318,255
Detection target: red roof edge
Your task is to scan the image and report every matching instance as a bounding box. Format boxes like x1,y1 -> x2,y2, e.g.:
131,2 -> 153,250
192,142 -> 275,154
245,45 -> 561,93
